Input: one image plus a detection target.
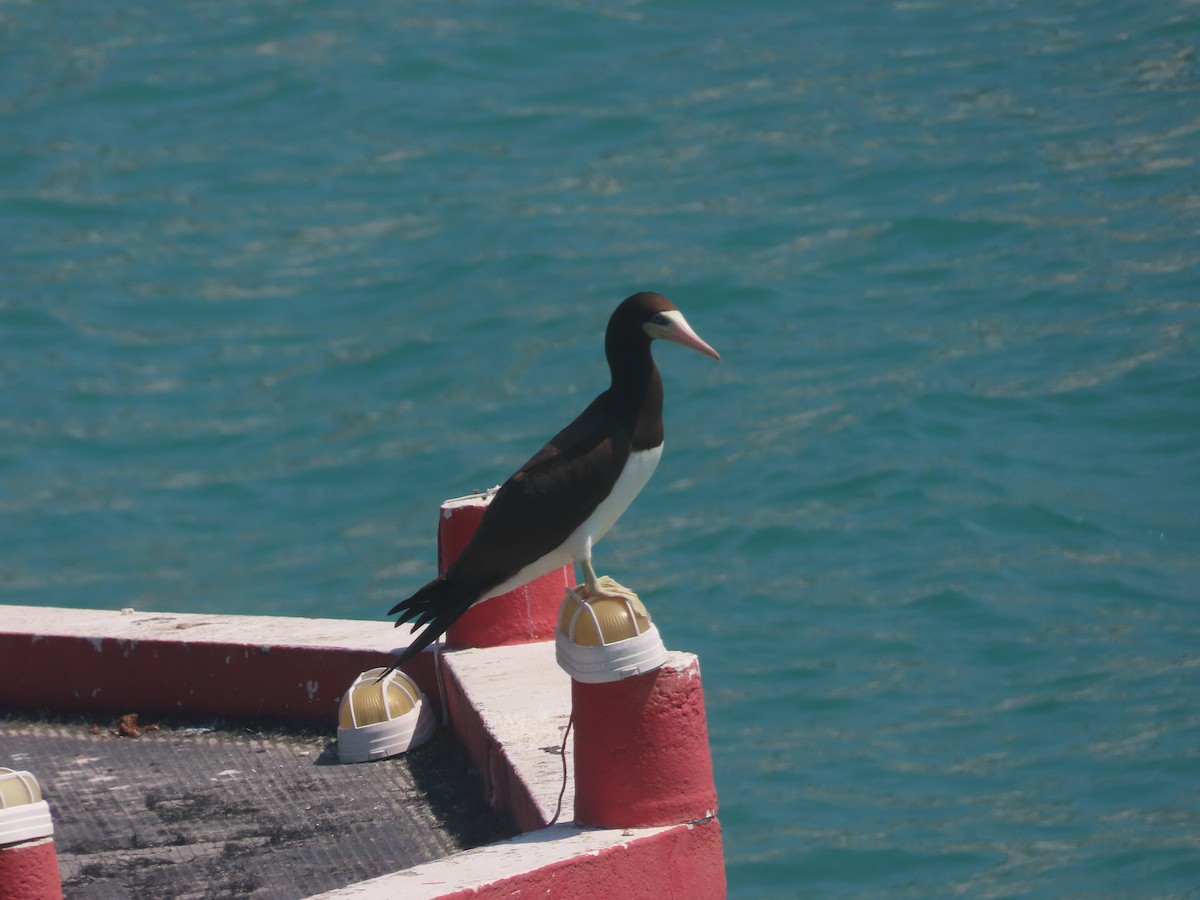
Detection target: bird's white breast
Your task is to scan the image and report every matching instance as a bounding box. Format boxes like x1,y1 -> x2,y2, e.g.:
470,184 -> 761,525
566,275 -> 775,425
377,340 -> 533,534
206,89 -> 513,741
575,443 -> 663,551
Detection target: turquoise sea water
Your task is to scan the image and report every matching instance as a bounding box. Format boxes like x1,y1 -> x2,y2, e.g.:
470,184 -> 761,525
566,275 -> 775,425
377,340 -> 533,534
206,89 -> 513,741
3,1 -> 1199,896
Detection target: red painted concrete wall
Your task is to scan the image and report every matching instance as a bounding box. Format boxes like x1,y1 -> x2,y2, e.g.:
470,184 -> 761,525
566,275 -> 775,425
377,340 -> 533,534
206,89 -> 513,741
435,821 -> 726,900
437,494 -> 574,651
572,655 -> 718,829
0,838 -> 64,900
0,632 -> 434,725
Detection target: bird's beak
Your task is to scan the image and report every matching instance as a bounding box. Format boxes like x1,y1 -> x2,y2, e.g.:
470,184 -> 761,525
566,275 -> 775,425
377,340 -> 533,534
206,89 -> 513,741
658,310 -> 721,361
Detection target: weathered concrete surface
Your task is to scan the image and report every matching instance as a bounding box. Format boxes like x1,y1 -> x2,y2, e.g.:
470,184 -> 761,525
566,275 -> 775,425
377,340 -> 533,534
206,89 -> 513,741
0,712 -> 516,899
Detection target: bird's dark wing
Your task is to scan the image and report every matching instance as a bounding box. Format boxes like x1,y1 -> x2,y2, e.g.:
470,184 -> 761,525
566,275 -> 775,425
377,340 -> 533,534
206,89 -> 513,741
448,392 -> 631,587
384,392 -> 632,668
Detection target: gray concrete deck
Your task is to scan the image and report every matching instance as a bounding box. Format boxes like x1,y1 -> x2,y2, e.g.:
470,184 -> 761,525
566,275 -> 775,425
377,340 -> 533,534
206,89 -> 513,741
0,711 -> 517,899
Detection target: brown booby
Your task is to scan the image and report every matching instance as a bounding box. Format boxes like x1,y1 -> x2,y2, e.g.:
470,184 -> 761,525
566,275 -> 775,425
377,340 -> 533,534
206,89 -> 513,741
384,291 -> 719,670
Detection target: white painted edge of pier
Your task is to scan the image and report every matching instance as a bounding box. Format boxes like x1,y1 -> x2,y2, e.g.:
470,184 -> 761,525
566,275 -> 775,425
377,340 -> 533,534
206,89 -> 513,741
3,604 -> 415,653
441,641 -> 574,824
308,822 -> 677,899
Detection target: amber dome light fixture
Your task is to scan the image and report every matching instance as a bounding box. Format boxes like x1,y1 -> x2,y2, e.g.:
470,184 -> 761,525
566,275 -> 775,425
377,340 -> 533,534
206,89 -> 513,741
556,576 -> 669,683
336,667 -> 436,763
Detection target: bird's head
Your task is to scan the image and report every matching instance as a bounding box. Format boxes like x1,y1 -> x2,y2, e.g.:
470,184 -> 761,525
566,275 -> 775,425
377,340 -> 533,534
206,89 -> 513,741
614,291 -> 721,361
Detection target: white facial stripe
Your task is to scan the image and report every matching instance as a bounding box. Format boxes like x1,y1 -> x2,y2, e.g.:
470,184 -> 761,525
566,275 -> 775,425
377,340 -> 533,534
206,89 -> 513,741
642,309 -> 687,340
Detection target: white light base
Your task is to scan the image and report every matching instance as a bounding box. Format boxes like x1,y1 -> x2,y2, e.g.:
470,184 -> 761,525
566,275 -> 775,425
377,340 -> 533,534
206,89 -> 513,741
337,698 -> 437,764
555,623 -> 669,684
0,800 -> 53,845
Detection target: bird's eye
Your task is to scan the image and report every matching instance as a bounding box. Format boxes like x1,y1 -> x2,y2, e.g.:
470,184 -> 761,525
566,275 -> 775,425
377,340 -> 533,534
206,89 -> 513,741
651,313 -> 669,326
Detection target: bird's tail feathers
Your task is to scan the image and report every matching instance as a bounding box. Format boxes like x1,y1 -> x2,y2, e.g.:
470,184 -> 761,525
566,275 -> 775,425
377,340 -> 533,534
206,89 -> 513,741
379,577 -> 474,679
388,576 -> 453,628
